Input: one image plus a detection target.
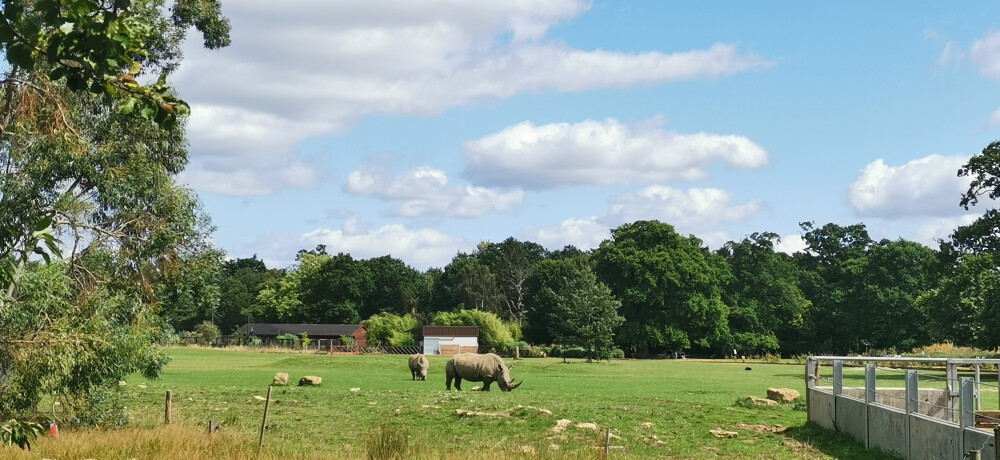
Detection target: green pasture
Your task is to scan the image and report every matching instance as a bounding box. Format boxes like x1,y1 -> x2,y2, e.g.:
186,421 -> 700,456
118,347 -> 896,459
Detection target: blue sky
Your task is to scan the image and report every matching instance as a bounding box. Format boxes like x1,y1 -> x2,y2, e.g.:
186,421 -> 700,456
172,1 -> 1000,270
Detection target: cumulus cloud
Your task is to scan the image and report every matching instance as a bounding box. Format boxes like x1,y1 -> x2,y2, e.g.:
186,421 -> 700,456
526,186 -> 762,249
463,118 -> 769,188
298,224 -> 468,270
909,214 -> 980,247
344,166 -> 523,217
174,1 -> 773,195
848,155 -> 969,218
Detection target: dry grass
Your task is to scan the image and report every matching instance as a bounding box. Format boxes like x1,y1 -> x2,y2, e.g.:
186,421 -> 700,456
0,425 -> 324,460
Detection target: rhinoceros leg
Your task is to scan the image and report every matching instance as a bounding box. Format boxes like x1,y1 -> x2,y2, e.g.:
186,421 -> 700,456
454,376 -> 462,391
482,378 -> 492,391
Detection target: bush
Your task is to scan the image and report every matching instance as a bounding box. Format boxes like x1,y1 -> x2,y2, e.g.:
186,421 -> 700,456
562,347 -> 587,359
611,348 -> 625,359
193,321 -> 220,346
388,331 -> 416,346
275,333 -> 299,348
299,332 -> 311,349
763,353 -> 781,364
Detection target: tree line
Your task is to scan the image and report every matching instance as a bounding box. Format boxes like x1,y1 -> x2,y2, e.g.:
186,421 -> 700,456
161,165 -> 1000,359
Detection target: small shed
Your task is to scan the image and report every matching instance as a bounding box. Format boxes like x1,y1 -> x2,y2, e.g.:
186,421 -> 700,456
421,326 -> 479,355
236,323 -> 367,346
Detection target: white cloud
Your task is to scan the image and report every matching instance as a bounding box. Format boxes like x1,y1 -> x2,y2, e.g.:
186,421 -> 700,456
971,31 -> 1000,79
849,155 -> 969,218
345,166 -> 524,217
177,104 -> 330,195
463,118 -> 769,188
300,224 -> 470,270
174,1 -> 773,195
526,186 -> 762,249
774,234 -> 807,255
909,214 -> 980,247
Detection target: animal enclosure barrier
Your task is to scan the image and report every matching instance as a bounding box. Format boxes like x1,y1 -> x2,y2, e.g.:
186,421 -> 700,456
807,356 -> 1000,459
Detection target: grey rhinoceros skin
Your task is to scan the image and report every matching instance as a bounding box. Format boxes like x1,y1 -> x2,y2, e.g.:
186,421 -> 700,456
445,353 -> 521,391
408,353 -> 429,381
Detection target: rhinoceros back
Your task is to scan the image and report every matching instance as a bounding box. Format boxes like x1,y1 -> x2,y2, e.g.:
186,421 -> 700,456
448,353 -> 504,381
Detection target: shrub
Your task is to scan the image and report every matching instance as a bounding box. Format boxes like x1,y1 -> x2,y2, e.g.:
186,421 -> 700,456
275,333 -> 299,348
192,321 -> 220,346
763,353 -> 781,364
0,420 -> 43,450
562,347 -> 587,359
388,331 -> 416,347
611,348 -> 625,359
299,332 -> 312,349
341,336 -> 355,346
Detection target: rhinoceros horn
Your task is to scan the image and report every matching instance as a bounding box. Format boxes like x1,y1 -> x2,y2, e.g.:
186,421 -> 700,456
509,380 -> 522,390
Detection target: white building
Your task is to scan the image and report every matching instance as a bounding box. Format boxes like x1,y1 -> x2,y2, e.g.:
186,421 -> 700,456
421,326 -> 479,355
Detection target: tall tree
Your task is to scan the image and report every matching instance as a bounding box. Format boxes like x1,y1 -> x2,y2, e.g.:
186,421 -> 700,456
717,233 -> 810,355
477,237 -> 546,325
529,258 -> 623,360
0,0 -> 230,428
593,221 -> 731,356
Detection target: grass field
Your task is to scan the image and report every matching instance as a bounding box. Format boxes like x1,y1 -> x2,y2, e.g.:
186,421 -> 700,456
5,347 -> 900,459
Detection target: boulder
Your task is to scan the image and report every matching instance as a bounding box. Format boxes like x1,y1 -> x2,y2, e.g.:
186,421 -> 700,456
272,373 -> 289,386
298,376 -> 322,386
748,396 -> 778,406
767,388 -> 801,404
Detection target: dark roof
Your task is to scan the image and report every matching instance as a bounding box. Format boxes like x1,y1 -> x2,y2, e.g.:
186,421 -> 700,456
422,326 -> 479,338
236,323 -> 363,337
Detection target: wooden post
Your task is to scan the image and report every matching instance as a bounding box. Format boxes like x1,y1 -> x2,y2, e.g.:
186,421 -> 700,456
604,427 -> 611,456
994,425 -> 1000,460
208,420 -> 219,434
164,390 -> 172,424
258,386 -> 273,450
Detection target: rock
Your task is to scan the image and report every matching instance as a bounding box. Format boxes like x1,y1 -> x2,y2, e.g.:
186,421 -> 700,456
550,419 -> 573,433
639,422 -> 653,430
710,429 -> 739,438
298,376 -> 322,386
575,422 -> 599,431
350,387 -> 360,393
748,396 -> 778,406
538,409 -> 553,416
455,408 -> 510,418
767,387 -> 801,404
253,396 -> 266,401
272,373 -> 289,386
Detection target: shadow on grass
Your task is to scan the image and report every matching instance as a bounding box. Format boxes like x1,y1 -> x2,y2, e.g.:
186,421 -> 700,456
782,422 -> 902,460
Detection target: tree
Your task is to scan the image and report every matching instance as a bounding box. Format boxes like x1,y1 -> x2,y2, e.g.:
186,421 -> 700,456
361,256 -> 430,317
918,253 -> 1000,347
593,221 -> 731,356
365,313 -> 420,346
216,256 -> 280,333
476,237 -> 547,325
157,245 -> 224,332
0,0 -> 230,428
533,259 -> 623,361
431,253 -> 504,313
717,233 -> 810,355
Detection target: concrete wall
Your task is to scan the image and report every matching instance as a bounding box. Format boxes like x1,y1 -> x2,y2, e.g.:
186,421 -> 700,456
836,395 -> 868,446
909,415 -> 959,460
964,428 -> 995,459
809,388 -> 835,430
840,387 -> 950,420
868,405 -> 907,458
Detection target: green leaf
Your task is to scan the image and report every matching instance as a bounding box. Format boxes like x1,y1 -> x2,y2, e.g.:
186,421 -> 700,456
118,97 -> 137,114
58,21 -> 75,34
34,216 -> 52,233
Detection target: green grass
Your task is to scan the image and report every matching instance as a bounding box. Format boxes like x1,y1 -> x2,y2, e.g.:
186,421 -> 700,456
104,347 -> 895,459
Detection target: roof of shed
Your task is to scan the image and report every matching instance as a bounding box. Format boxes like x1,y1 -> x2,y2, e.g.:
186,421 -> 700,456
422,326 -> 480,338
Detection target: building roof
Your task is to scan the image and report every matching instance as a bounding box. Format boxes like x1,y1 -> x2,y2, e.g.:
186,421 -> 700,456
236,323 -> 364,337
422,325 -> 480,338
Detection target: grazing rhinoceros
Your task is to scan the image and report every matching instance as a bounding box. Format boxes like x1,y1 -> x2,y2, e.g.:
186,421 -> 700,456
445,353 -> 521,391
408,353 -> 429,381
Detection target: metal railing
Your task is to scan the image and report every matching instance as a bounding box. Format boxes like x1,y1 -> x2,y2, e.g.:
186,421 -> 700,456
808,356 -> 1000,459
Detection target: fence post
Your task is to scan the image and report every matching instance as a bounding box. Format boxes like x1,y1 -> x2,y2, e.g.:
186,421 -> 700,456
976,364 -> 982,411
164,390 -> 172,425
948,361 -> 959,422
864,364 -> 875,448
833,360 -> 843,396
258,385 -> 273,450
962,377 -> 976,458
906,370 -> 918,460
